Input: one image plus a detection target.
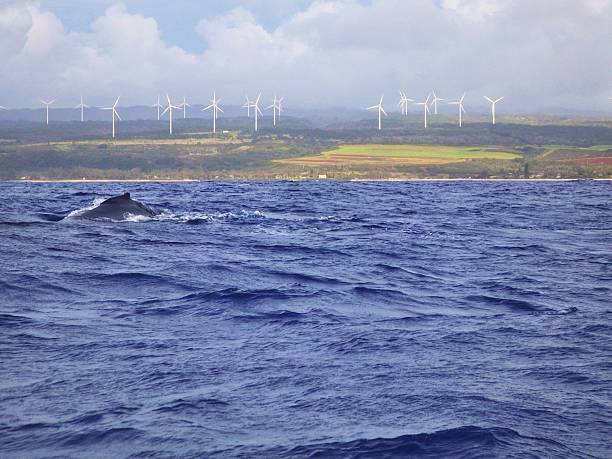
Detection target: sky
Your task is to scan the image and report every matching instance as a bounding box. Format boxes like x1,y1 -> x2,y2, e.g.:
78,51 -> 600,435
1,0 -> 611,112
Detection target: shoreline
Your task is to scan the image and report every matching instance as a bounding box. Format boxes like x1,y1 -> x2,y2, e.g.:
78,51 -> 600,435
8,178 -> 612,183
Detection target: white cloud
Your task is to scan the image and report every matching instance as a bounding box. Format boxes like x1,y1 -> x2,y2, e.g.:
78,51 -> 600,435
0,0 -> 610,111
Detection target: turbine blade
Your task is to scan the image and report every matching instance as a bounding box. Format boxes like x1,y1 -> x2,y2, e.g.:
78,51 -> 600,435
115,110 -> 122,121
203,104 -> 214,111
495,97 -> 504,103
162,106 -> 170,116
114,96 -> 120,107
217,107 -> 224,113
484,96 -> 494,103
381,108 -> 388,116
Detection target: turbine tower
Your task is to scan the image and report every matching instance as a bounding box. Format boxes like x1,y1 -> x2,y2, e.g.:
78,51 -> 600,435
179,96 -> 191,119
161,93 -> 181,135
247,93 -> 263,132
101,96 -> 121,138
40,99 -> 55,125
398,91 -> 413,116
243,95 -> 253,118
414,94 -> 431,128
152,95 -> 163,121
266,95 -> 283,127
203,92 -> 223,134
367,95 -> 387,130
430,91 -> 444,115
75,95 -> 88,122
448,93 -> 466,127
483,96 -> 504,125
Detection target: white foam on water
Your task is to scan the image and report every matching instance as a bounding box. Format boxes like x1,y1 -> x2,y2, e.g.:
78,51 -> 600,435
153,209 -> 267,223
64,197 -> 106,219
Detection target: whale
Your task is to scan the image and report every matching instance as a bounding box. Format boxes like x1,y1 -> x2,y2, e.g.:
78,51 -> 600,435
76,193 -> 159,220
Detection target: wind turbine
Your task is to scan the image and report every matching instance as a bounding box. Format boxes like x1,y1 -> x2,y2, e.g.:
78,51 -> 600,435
179,96 -> 191,119
203,91 -> 223,134
414,94 -> 431,128
152,95 -> 163,121
398,91 -> 413,116
247,93 -> 263,132
101,96 -> 121,138
483,96 -> 504,125
40,99 -> 55,125
0,105 -> 6,111
367,95 -> 387,130
430,91 -> 444,115
266,95 -> 283,127
448,93 -> 466,127
243,95 -> 253,118
75,95 -> 88,122
162,94 -> 181,135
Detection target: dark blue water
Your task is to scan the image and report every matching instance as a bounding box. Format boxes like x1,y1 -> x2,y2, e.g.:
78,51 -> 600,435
1,181 -> 611,458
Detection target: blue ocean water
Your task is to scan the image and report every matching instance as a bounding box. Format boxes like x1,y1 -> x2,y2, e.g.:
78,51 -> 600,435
0,180 -> 610,458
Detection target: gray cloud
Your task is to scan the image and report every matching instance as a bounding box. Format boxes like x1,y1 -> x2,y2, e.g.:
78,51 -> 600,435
0,0 -> 610,112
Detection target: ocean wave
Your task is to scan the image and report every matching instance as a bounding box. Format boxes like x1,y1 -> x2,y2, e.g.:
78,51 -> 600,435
153,396 -> 229,414
464,294 -> 544,313
275,426 -> 583,459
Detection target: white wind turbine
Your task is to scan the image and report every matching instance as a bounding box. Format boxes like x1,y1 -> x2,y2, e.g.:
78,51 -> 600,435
414,94 -> 431,128
266,95 -> 284,127
448,93 -> 467,127
398,91 -> 413,116
162,94 -> 181,135
247,93 -> 263,132
101,96 -> 121,138
179,96 -> 191,119
483,96 -> 504,125
203,91 -> 223,134
152,95 -> 163,121
40,99 -> 55,125
430,91 -> 444,115
367,95 -> 387,130
75,95 -> 89,122
243,95 -> 253,118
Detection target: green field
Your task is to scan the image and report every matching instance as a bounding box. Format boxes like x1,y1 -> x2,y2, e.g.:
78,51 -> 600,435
278,144 -> 522,166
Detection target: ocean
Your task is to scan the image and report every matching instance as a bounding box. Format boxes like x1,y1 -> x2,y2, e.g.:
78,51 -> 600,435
1,180 -> 610,458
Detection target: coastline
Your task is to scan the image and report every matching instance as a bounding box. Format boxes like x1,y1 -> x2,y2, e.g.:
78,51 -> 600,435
9,178 -> 612,183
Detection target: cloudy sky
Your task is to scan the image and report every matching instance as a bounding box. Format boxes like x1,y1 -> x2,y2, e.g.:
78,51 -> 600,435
1,0 -> 611,111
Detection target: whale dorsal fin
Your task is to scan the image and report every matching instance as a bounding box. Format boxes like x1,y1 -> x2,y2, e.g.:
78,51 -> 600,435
102,192 -> 132,205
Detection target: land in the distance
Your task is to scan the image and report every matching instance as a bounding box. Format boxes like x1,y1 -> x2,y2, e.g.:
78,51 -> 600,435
1,114 -> 611,180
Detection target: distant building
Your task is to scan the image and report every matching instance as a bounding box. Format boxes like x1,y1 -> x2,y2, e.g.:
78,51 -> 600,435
318,174 -> 327,179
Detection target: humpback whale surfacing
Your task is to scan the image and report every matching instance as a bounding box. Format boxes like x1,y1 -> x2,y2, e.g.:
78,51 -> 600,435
77,193 -> 159,220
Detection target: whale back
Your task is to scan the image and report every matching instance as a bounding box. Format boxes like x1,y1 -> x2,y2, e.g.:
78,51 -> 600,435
78,192 -> 158,220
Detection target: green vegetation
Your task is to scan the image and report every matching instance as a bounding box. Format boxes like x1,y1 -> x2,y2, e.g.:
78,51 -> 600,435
278,144 -> 521,167
0,118 -> 611,180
